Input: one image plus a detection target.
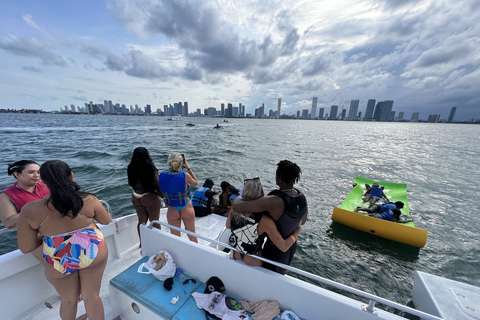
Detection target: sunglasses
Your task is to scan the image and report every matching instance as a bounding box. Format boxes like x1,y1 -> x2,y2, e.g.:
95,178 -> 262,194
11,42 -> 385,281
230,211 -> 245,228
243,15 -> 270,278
244,177 -> 260,184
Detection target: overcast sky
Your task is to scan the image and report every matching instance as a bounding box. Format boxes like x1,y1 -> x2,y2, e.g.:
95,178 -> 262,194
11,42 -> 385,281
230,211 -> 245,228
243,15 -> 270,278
1,0 -> 479,120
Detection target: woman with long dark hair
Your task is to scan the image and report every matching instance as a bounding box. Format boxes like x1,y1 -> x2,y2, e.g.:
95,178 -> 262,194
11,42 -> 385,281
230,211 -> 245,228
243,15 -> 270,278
127,147 -> 164,241
17,160 -> 111,320
0,160 -> 49,228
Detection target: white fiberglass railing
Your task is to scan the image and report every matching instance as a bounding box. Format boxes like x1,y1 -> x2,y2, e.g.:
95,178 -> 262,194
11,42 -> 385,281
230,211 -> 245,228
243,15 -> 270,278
147,219 -> 443,320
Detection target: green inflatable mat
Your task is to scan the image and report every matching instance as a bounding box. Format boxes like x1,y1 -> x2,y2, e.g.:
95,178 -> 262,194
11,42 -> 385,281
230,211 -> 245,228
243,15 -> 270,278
338,176 -> 415,227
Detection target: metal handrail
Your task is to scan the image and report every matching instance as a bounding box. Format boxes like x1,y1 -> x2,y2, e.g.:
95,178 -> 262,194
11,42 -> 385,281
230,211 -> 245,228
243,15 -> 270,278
99,200 -> 119,233
147,219 -> 443,320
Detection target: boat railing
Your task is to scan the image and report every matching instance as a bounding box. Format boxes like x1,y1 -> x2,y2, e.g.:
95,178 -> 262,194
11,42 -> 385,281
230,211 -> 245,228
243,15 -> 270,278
148,220 -> 443,320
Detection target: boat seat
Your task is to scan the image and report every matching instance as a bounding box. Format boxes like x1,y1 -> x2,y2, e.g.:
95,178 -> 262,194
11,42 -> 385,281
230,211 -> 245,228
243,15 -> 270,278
110,257 -> 206,319
110,257 -> 305,320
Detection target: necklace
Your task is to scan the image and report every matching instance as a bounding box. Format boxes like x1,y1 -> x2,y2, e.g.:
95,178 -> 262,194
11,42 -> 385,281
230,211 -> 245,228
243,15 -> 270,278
280,188 -> 295,192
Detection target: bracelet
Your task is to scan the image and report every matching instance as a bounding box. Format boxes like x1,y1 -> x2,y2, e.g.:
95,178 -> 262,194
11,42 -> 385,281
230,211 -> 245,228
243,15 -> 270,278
290,235 -> 296,242
185,167 -> 191,170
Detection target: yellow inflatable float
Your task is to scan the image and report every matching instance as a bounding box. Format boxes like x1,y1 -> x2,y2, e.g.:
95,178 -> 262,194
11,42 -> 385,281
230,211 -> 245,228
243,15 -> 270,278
331,177 -> 428,248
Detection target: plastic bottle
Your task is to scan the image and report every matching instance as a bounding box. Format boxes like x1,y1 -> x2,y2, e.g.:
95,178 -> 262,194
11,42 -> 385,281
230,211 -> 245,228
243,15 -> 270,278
175,268 -> 186,281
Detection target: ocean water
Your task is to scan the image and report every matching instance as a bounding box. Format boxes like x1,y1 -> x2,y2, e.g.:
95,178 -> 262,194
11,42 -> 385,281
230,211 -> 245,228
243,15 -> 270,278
1,113 -> 479,315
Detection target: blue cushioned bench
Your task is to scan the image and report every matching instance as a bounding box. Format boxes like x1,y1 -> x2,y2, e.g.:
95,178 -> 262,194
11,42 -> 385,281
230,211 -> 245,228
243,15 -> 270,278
110,257 -> 208,319
111,257 -> 305,320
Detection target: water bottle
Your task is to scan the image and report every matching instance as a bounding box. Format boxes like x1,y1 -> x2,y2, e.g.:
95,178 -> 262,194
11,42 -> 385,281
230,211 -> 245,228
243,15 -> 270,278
175,268 -> 186,281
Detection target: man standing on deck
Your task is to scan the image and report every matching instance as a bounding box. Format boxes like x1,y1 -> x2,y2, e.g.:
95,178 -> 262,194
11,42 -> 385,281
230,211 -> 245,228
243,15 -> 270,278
232,160 -> 308,274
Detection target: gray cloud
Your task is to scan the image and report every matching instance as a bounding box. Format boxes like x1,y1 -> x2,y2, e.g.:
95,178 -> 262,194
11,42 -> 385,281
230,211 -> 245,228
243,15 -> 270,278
0,35 -> 66,66
22,66 -> 43,72
108,0 -> 300,79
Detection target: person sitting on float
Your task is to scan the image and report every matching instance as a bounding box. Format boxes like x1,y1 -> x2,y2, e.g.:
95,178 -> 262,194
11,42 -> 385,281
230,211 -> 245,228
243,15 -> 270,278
362,182 -> 388,204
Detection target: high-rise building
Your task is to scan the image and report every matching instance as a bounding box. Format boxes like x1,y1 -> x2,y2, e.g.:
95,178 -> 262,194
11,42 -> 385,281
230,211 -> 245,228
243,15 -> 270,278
364,99 -> 375,120
347,100 -> 359,120
221,103 -> 225,116
227,103 -> 233,117
184,102 -> 189,116
296,110 -> 300,118
302,109 -> 309,119
447,107 -> 457,122
145,105 -> 151,115
428,114 -> 440,123
277,98 -> 281,119
398,112 -> 404,121
380,100 -> 394,121
319,108 -> 324,119
329,105 -> 338,120
373,101 -> 383,120
411,112 -> 420,122
311,97 -> 318,119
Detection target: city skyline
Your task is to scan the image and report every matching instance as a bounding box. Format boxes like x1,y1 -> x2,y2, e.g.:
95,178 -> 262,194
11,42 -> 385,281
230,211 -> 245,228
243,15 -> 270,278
1,1 -> 479,121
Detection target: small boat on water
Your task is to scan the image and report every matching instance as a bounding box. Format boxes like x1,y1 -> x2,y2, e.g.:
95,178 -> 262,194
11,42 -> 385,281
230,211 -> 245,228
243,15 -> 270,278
1,203 -> 476,319
332,176 -> 428,248
166,116 -> 182,121
186,122 -> 195,127
213,124 -> 224,129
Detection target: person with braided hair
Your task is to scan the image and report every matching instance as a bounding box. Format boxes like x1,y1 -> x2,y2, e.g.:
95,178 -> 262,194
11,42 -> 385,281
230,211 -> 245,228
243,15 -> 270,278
232,160 -> 308,274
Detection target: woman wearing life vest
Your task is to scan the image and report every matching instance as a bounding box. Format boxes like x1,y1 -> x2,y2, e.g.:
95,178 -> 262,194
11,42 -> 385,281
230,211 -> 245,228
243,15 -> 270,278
158,153 -> 198,242
0,160 -> 50,229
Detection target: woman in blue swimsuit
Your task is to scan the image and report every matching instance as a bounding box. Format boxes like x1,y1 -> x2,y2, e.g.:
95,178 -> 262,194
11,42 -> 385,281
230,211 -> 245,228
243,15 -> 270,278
158,153 -> 198,242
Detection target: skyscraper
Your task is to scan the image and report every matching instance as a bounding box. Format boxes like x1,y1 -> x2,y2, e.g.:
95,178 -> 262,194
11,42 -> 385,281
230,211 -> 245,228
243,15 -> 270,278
319,108 -> 324,119
184,102 -> 189,116
447,107 -> 457,122
364,99 -> 375,120
221,103 -> 225,116
373,101 -> 384,120
311,97 -> 318,119
329,105 -> 338,120
341,109 -> 346,120
380,100 -> 394,121
411,112 -> 419,122
277,98 -> 281,119
347,100 -> 359,120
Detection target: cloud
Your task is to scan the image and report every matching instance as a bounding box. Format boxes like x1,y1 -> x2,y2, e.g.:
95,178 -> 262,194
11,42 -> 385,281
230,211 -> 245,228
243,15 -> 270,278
108,0 -> 301,79
22,14 -> 46,33
72,96 -> 87,101
22,66 -> 43,72
0,35 -> 66,66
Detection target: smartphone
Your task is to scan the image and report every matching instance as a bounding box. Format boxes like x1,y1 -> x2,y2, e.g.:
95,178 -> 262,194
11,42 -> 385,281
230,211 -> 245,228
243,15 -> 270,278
181,154 -> 186,164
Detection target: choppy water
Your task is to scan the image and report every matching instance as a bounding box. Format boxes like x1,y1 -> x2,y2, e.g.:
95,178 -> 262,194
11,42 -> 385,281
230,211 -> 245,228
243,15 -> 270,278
1,113 -> 479,315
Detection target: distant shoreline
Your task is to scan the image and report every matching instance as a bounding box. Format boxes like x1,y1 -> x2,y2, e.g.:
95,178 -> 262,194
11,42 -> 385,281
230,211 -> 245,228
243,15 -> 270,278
1,108 -> 478,124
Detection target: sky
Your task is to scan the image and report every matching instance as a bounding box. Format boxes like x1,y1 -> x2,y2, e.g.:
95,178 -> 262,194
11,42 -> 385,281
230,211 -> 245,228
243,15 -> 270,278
1,0 -> 479,121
